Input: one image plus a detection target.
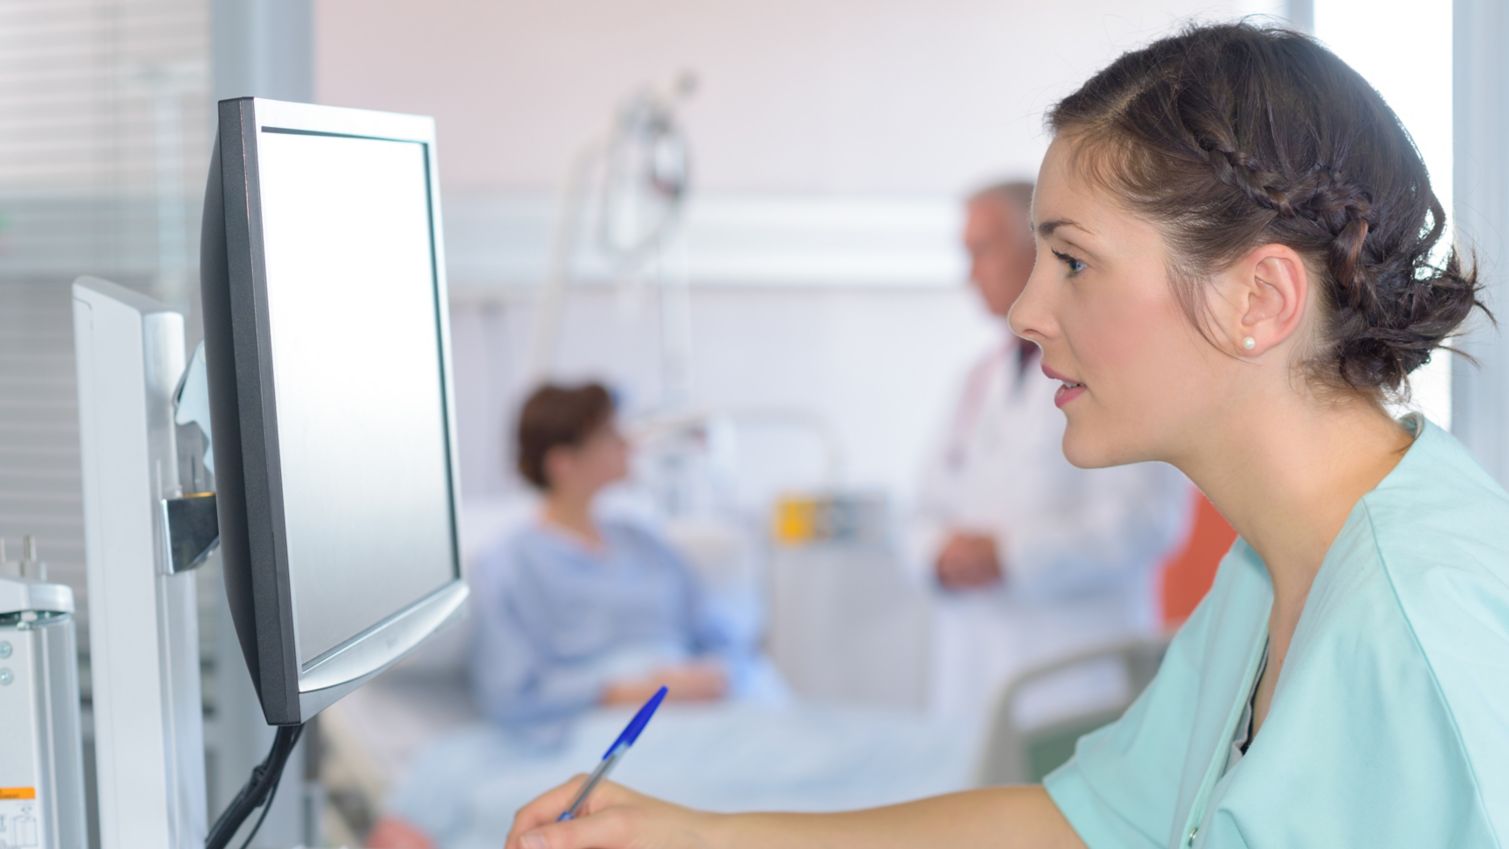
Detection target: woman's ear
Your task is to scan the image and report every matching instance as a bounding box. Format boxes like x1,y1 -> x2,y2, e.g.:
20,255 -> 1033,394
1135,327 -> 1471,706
542,445 -> 573,491
1214,244 -> 1311,355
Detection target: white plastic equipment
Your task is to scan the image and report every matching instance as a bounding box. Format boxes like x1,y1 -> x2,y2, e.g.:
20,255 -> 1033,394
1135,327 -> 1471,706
72,277 -> 208,848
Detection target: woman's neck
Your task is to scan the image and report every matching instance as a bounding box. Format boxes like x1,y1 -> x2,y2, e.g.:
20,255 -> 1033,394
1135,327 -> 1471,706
1176,394 -> 1412,616
541,491 -> 602,546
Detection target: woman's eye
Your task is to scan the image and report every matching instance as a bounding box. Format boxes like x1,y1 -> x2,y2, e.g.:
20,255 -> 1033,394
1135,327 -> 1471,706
1051,249 -> 1086,276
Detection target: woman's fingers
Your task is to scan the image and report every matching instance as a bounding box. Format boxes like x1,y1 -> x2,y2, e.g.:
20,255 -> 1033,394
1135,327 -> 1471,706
507,777 -> 641,849
514,808 -> 636,849
506,775 -> 589,848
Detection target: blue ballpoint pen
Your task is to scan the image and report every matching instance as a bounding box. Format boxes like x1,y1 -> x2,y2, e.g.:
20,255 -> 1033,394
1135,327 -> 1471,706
557,685 -> 668,822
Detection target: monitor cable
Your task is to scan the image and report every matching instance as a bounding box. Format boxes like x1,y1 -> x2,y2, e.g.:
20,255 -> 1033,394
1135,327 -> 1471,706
205,723 -> 305,849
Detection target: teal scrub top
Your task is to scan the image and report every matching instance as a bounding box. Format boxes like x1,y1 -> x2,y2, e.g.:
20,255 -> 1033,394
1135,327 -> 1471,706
1045,415 -> 1509,848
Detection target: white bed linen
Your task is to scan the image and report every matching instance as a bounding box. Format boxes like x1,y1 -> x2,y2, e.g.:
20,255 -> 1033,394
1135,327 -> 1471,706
383,700 -> 980,849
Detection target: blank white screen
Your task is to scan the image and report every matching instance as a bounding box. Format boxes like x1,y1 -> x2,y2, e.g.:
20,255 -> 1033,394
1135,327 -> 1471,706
255,129 -> 458,667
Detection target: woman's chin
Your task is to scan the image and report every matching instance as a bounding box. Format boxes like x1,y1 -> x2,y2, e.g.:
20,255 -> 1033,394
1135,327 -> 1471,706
1062,423 -> 1135,469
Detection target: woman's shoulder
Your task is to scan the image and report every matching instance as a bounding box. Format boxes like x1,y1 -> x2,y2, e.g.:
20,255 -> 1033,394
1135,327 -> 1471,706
1324,419 -> 1509,661
1354,418 -> 1509,617
1290,424 -> 1509,804
1362,415 -> 1509,555
1278,544 -> 1509,839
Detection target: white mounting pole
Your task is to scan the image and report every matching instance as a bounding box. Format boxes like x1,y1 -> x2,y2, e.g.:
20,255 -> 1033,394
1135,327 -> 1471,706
72,277 -> 207,849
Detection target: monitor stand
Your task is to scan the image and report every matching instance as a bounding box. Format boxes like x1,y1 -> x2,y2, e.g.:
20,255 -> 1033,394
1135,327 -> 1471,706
73,276 -> 332,849
72,277 -> 208,849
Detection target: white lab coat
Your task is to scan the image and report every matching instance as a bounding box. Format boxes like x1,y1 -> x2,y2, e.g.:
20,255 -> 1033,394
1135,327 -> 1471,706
909,337 -> 1192,719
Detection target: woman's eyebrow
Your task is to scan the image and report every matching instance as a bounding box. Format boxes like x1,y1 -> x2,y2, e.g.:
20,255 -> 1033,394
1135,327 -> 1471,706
1033,217 -> 1094,238
1031,218 -> 1100,261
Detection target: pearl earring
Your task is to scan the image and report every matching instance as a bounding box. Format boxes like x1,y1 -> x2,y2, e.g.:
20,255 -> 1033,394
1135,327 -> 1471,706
1242,336 -> 1257,351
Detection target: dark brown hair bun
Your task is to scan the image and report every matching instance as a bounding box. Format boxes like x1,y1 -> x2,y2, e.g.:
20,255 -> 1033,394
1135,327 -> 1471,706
1050,21 -> 1488,396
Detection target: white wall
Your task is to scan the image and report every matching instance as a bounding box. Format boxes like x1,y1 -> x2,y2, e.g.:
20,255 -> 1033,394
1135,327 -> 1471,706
448,286 -> 997,500
315,0 -> 1286,503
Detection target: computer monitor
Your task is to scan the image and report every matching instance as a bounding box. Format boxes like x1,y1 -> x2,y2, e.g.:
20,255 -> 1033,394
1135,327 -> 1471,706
200,97 -> 468,726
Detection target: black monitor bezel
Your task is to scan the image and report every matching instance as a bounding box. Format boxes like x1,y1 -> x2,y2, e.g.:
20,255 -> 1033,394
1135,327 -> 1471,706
203,96 -> 467,726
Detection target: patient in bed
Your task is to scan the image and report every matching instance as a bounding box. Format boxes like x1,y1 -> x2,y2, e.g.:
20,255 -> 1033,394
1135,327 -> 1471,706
366,381 -> 790,848
468,381 -> 777,735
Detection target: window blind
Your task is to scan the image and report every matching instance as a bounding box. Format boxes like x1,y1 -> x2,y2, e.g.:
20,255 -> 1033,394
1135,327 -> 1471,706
0,0 -> 212,633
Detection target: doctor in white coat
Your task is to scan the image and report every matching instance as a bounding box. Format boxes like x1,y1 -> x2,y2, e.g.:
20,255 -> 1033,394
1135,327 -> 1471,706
913,181 -> 1193,718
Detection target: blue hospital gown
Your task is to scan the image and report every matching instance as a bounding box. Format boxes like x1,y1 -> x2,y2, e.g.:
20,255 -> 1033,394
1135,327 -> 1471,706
467,517 -> 774,738
1046,414 -> 1509,848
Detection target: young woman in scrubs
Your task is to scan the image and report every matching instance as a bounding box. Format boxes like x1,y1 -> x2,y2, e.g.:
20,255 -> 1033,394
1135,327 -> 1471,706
504,22 -> 1509,849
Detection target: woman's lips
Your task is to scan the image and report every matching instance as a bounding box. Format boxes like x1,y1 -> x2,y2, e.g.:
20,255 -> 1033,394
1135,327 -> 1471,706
1042,363 -> 1086,408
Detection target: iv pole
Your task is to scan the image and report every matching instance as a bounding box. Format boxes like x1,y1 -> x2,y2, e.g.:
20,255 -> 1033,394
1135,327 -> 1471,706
523,72 -> 697,407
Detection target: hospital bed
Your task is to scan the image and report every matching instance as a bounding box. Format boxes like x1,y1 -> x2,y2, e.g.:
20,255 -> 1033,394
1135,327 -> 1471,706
315,494 -> 969,843
977,637 -> 1167,785
317,495 -> 1159,845
373,700 -> 979,849
322,632 -> 1153,848
315,494 -> 781,840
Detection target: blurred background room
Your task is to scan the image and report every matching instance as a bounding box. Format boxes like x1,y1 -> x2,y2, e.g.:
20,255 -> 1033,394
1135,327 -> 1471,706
3,1 -> 1500,847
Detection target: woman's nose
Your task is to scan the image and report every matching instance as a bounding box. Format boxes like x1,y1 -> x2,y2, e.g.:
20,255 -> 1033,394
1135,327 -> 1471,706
1008,264 -> 1052,343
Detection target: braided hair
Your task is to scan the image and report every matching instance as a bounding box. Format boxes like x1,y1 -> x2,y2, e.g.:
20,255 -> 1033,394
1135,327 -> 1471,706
1048,22 -> 1486,397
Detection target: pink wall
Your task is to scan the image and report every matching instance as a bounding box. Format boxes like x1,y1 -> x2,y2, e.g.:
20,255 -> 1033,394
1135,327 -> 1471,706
315,0 -> 1272,194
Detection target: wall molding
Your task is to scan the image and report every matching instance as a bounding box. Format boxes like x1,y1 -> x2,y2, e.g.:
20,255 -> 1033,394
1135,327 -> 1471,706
1,190 -> 967,295
442,190 -> 966,293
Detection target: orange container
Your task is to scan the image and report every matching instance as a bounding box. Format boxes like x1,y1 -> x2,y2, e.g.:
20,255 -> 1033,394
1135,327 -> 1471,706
1158,490 -> 1237,628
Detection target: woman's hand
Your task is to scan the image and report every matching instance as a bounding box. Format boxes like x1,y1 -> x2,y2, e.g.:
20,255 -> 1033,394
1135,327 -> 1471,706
505,775 -> 722,849
506,781 -> 1085,849
652,661 -> 729,701
935,531 -> 1004,589
602,661 -> 729,706
365,815 -> 435,849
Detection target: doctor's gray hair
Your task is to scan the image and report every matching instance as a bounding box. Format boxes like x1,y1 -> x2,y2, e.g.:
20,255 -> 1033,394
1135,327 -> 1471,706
968,180 -> 1035,216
